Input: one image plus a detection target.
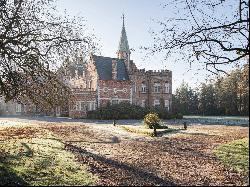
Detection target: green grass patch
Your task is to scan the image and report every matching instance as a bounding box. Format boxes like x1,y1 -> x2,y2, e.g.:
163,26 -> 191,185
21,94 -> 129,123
214,138 -> 249,177
120,126 -> 155,137
0,134 -> 96,186
120,125 -> 179,137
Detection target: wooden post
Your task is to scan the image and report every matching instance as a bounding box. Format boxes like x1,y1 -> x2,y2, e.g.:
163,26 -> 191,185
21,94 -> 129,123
153,126 -> 157,137
184,122 -> 187,130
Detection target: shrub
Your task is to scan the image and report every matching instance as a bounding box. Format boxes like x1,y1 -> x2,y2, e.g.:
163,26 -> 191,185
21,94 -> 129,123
144,113 -> 161,129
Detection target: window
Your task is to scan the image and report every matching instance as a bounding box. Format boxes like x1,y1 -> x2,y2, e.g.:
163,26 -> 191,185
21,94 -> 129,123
112,99 -> 119,105
85,81 -> 88,88
154,83 -> 161,93
87,102 -> 91,111
80,102 -> 85,111
85,101 -> 96,111
16,104 -> 22,113
165,82 -> 170,93
141,83 -> 146,93
92,102 -> 96,110
165,100 -> 170,111
133,83 -> 136,92
154,100 -> 160,107
141,100 -> 146,107
88,80 -> 92,89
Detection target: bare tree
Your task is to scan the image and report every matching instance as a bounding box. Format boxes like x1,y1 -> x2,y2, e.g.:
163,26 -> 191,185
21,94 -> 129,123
0,0 -> 98,102
145,0 -> 249,74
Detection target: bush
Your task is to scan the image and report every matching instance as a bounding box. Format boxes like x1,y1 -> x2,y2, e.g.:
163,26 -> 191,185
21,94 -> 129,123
144,113 -> 160,129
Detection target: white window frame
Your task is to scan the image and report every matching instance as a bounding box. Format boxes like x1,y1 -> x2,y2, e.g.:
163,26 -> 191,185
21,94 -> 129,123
133,83 -> 136,92
165,83 -> 170,93
154,83 -> 161,93
16,104 -> 22,113
86,101 -> 96,111
80,101 -> 85,111
141,100 -> 146,107
111,99 -> 119,105
165,100 -> 170,111
141,84 -> 146,93
154,100 -> 160,107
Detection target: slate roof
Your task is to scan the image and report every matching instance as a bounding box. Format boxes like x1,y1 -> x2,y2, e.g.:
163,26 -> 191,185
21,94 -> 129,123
92,55 -> 129,81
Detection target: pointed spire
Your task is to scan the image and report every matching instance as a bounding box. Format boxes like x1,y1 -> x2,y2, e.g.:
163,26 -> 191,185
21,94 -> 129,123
118,14 -> 130,53
122,13 -> 125,27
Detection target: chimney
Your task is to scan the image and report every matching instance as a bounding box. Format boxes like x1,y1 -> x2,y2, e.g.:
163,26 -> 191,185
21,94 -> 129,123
112,60 -> 117,80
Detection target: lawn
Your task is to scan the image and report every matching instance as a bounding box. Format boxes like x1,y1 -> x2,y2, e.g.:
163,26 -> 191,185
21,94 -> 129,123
120,125 -> 182,137
214,138 -> 249,177
0,127 -> 96,186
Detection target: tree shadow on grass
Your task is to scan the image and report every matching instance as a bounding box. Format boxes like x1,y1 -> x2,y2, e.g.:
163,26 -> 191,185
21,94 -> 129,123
0,143 -> 35,186
0,165 -> 28,186
65,143 -> 176,186
156,128 -> 216,137
156,128 -> 182,137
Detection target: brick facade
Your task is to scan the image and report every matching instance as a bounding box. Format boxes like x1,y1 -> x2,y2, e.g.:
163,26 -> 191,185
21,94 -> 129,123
66,17 -> 172,118
98,80 -> 132,107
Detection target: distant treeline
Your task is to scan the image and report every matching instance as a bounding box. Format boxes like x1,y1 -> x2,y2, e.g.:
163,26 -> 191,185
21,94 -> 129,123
172,64 -> 249,116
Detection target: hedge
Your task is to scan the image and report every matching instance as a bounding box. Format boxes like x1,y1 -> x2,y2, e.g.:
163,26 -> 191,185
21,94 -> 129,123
87,102 -> 183,120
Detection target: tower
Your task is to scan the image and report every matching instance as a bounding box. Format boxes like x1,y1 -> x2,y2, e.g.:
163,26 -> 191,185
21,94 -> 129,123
117,14 -> 131,71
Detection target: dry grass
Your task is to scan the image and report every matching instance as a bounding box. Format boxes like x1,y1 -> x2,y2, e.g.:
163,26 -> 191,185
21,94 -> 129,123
0,120 -> 249,186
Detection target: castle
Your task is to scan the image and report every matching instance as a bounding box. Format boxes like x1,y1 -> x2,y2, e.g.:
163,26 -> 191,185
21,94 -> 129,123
0,16 -> 172,118
66,16 -> 172,118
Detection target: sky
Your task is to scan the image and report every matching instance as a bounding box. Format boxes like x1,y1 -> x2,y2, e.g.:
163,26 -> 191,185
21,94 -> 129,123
56,0 -> 232,92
